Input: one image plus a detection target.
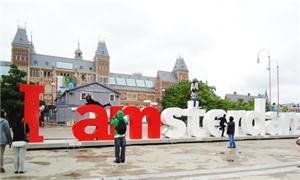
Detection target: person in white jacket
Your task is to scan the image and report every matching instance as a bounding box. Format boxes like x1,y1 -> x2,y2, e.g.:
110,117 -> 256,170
190,80 -> 199,107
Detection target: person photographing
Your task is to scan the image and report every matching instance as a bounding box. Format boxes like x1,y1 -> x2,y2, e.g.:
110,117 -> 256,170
111,110 -> 128,163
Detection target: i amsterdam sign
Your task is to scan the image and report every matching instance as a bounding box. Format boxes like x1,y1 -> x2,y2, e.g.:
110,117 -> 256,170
20,84 -> 300,142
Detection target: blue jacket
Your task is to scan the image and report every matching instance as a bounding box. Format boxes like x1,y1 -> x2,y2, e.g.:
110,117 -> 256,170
0,117 -> 12,145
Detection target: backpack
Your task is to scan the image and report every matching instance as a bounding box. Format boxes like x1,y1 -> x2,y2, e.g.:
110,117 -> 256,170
116,118 -> 127,135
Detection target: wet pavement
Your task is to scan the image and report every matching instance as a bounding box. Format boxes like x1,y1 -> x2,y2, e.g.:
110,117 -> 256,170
1,139 -> 300,179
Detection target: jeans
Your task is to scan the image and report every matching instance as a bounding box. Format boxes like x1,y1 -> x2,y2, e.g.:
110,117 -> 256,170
228,134 -> 236,148
220,125 -> 225,137
0,145 -> 6,168
114,136 -> 126,162
12,145 -> 27,172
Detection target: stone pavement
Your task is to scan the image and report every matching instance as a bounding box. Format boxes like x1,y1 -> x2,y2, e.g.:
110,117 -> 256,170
1,139 -> 300,180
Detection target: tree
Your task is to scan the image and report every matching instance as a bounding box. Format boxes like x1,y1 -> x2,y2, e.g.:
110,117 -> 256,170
162,80 -> 225,110
1,64 -> 26,125
162,79 -> 255,111
282,106 -> 289,112
162,80 -> 191,109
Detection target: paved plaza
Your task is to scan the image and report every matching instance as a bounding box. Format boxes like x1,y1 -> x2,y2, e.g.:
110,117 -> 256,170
1,138 -> 300,180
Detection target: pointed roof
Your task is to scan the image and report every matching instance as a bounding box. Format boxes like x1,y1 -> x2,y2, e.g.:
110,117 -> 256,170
63,82 -> 120,95
12,27 -> 31,47
30,44 -> 36,53
157,70 -> 177,83
74,41 -> 83,59
95,41 -> 109,58
172,56 -> 188,72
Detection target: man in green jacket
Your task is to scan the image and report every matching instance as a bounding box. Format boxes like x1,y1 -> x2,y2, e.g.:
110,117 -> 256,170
111,110 -> 128,163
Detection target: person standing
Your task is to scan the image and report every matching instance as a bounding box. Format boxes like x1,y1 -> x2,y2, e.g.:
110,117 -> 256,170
11,118 -> 29,174
218,114 -> 227,137
227,116 -> 236,148
111,110 -> 128,163
190,80 -> 199,107
271,103 -> 277,112
0,110 -> 12,173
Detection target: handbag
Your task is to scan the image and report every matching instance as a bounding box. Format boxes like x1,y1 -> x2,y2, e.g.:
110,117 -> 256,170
12,141 -> 27,147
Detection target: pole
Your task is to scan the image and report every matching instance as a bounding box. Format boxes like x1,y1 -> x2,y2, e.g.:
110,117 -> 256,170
277,65 -> 279,117
51,82 -> 55,123
27,66 -> 30,84
268,55 -> 272,111
257,49 -> 272,111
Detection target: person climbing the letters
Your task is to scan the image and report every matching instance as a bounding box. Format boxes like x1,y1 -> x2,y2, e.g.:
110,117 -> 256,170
218,114 -> 227,137
190,80 -> 199,107
85,94 -> 111,108
111,110 -> 128,163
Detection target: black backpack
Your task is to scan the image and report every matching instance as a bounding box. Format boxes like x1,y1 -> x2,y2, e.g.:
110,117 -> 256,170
116,118 -> 127,135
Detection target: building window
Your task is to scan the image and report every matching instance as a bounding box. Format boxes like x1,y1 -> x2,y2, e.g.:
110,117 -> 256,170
16,55 -> 20,61
80,92 -> 93,100
45,85 -> 52,94
109,94 -> 115,102
45,62 -> 49,66
89,67 -> 92,70
80,66 -> 83,69
43,71 -> 52,78
127,93 -> 137,101
34,60 -> 37,65
30,69 -> 40,77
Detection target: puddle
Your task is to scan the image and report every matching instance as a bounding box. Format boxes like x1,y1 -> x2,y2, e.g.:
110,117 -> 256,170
30,161 -> 50,165
227,159 -> 234,162
2,176 -> 38,179
76,155 -> 98,159
63,172 -> 82,177
78,149 -> 90,153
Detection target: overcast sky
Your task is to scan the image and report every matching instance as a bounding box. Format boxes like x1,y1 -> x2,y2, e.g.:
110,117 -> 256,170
1,0 -> 299,104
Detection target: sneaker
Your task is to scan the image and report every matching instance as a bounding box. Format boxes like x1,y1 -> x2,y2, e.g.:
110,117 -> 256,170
121,160 -> 125,163
113,160 -> 120,163
19,171 -> 25,174
14,171 -> 18,174
0,168 -> 5,173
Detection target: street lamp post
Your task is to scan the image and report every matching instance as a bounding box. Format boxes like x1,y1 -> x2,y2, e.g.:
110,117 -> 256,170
51,82 -> 56,122
270,60 -> 280,117
277,64 -> 279,116
257,48 -> 271,111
